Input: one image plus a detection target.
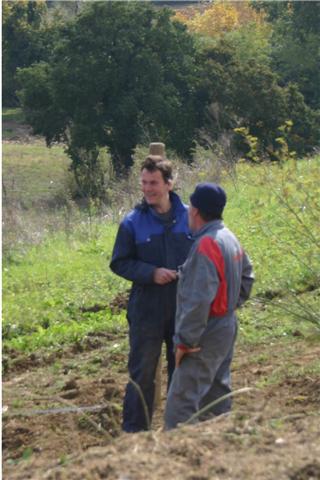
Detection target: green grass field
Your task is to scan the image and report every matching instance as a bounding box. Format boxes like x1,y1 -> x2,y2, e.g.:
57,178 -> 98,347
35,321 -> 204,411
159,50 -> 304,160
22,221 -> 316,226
2,136 -> 320,355
3,143 -> 72,207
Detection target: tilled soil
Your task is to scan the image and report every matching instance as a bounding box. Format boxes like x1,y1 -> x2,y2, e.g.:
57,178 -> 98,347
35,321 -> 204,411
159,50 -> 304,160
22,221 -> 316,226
3,338 -> 320,480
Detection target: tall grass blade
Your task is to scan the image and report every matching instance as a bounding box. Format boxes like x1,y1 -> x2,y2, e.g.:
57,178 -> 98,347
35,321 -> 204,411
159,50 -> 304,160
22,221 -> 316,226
183,387 -> 255,426
128,378 -> 151,431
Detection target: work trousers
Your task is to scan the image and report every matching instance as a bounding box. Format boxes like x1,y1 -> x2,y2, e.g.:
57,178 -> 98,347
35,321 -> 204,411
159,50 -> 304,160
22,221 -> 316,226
164,314 -> 237,430
123,318 -> 175,433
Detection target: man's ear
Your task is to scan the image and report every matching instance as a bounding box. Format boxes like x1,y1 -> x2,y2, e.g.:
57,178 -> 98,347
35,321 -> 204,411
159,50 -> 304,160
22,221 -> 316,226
192,206 -> 200,219
167,178 -> 174,191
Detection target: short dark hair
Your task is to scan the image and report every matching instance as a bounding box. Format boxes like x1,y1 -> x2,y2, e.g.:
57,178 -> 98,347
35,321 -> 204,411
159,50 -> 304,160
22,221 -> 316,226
141,155 -> 173,183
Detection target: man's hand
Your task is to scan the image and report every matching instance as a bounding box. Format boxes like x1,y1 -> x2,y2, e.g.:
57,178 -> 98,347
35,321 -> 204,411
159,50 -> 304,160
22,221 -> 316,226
175,345 -> 201,368
153,268 -> 178,285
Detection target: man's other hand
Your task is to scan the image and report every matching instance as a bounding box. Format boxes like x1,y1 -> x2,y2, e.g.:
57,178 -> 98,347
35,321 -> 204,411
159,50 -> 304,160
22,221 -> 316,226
175,345 -> 201,368
153,268 -> 178,285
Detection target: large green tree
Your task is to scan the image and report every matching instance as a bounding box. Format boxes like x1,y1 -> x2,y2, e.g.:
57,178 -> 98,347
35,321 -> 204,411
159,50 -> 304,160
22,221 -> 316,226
18,1 -> 202,187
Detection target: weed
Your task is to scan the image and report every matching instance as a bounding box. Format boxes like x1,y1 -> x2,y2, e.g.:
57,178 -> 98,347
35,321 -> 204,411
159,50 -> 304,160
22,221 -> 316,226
22,447 -> 33,461
12,399 -> 24,409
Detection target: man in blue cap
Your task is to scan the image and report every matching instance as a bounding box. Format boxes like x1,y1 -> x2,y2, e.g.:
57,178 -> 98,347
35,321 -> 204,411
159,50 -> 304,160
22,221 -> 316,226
164,182 -> 254,429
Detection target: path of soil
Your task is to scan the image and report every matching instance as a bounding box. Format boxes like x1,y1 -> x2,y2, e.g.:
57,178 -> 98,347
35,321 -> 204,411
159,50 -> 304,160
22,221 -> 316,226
3,336 -> 320,480
3,120 -> 44,144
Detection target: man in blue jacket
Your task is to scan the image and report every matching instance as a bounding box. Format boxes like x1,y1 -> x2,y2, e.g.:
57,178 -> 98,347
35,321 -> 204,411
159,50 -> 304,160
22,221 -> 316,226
110,143 -> 193,432
164,182 -> 254,429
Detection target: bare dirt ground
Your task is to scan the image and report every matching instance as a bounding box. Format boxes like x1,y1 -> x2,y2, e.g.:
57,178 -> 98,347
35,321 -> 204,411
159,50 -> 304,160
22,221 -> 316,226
3,336 -> 320,480
3,120 -> 44,144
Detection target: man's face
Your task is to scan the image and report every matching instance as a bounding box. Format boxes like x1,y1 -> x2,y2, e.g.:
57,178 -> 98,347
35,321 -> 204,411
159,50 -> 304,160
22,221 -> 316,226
141,169 -> 172,209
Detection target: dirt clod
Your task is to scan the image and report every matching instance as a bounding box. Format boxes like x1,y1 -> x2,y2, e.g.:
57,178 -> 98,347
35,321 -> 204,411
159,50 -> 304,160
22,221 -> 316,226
290,462 -> 320,480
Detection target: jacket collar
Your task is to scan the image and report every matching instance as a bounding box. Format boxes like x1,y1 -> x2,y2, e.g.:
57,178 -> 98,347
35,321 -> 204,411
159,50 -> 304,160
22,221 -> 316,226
137,191 -> 186,217
193,219 -> 224,239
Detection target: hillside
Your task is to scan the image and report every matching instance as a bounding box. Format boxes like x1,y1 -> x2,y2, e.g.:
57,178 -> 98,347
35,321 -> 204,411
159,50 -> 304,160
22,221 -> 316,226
2,115 -> 320,479
3,337 -> 320,480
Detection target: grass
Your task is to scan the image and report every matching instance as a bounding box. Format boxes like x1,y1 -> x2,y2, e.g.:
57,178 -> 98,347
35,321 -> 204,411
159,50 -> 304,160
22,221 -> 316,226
2,107 -> 25,123
2,118 -> 320,354
2,143 -> 72,207
3,225 -> 128,351
224,158 -> 320,297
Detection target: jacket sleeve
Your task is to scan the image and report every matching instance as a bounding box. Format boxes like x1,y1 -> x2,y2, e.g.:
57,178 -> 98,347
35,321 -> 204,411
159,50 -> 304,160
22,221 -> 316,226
109,221 -> 156,284
174,250 -> 219,348
237,251 -> 254,307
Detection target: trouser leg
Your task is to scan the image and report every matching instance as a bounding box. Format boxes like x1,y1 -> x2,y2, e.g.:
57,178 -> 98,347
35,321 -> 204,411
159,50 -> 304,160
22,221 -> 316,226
164,353 -> 210,429
123,327 -> 162,433
199,336 -> 235,419
164,317 -> 237,430
164,328 -> 175,390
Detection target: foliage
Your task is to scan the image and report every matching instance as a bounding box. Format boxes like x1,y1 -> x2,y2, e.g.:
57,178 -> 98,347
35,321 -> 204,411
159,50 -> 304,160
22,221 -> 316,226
17,1 -> 202,193
2,0 -> 57,106
233,99 -> 320,164
175,0 -> 265,37
252,1 -> 320,110
234,121 -> 299,164
6,0 -> 320,180
235,157 -> 320,337
196,37 -> 320,159
176,1 -> 319,160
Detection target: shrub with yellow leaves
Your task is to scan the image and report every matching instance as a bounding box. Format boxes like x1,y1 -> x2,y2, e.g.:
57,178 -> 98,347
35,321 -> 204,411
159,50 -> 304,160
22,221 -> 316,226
174,0 -> 265,37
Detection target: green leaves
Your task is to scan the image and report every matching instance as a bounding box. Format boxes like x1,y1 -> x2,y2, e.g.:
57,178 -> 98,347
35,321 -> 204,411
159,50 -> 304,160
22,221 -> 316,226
18,1 -> 201,183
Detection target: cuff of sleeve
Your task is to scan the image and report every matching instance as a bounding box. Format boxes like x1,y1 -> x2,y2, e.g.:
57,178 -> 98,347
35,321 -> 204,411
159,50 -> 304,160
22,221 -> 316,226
176,343 -> 199,352
176,344 -> 190,352
147,266 -> 157,284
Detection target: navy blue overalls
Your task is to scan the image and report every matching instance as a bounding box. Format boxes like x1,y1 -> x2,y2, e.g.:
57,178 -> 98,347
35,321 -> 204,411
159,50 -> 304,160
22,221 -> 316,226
110,191 -> 193,432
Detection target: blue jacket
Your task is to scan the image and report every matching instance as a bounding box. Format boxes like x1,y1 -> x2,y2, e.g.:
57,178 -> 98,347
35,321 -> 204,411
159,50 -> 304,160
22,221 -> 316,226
110,192 -> 193,327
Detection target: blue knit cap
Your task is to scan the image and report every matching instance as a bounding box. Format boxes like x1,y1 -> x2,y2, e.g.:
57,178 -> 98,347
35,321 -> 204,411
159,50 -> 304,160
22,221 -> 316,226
190,182 -> 227,216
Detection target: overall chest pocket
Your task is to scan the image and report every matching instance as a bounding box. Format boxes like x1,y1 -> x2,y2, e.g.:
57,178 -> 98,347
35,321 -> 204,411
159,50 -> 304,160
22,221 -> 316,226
136,235 -> 164,265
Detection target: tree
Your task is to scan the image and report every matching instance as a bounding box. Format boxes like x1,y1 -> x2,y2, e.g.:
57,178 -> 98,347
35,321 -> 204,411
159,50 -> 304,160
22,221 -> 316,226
197,37 -> 320,159
252,1 -> 320,110
18,1 -> 202,193
2,0 -> 48,106
175,0 -> 266,37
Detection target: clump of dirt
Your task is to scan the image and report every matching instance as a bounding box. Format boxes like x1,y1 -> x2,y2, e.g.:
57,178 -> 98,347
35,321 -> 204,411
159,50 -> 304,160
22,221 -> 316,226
2,425 -> 34,457
281,377 -> 320,408
109,290 -> 130,313
290,463 -> 320,480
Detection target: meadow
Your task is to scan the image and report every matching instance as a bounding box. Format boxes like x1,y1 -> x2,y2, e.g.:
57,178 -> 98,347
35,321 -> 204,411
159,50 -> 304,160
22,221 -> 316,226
3,139 -> 320,355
